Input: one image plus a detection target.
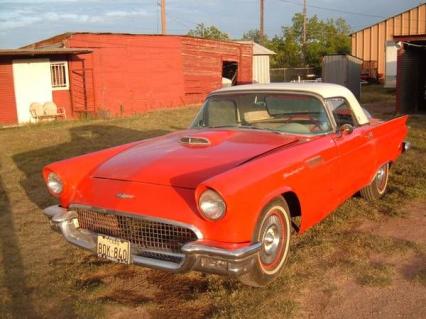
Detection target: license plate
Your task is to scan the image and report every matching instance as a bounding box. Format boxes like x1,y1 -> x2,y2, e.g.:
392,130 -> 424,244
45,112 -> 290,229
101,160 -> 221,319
97,235 -> 131,264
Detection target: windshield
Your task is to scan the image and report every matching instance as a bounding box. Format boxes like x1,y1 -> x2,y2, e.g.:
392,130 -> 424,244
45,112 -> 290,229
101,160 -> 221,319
191,92 -> 332,135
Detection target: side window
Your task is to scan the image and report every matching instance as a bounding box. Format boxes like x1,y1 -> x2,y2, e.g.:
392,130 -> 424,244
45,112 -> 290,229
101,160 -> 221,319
327,98 -> 357,127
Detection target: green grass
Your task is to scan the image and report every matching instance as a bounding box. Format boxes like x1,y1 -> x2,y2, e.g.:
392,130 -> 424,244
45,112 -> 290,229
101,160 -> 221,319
0,89 -> 425,318
360,84 -> 397,104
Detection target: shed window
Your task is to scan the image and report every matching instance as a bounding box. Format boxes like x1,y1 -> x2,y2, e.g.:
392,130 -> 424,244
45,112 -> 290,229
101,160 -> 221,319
50,61 -> 69,90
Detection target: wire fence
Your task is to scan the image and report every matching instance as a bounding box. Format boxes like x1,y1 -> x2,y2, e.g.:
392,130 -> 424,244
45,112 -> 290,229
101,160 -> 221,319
270,67 -> 320,83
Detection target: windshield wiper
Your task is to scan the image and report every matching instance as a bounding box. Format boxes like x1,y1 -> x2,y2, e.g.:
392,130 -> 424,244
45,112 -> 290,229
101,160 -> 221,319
208,125 -> 240,129
208,124 -> 282,134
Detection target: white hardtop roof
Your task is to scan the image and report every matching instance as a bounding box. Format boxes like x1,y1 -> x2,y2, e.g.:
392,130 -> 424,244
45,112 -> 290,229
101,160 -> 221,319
212,83 -> 351,98
210,83 -> 370,125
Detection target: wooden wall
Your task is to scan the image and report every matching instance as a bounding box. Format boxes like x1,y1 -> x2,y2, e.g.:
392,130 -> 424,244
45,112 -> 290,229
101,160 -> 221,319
351,3 -> 426,80
181,37 -> 252,104
68,34 -> 186,116
63,34 -> 252,116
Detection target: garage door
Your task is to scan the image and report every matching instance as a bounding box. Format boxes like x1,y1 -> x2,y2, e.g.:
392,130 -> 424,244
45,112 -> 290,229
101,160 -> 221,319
12,59 -> 52,123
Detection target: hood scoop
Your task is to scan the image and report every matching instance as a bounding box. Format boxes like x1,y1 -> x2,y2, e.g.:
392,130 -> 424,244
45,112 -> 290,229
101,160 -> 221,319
180,136 -> 211,146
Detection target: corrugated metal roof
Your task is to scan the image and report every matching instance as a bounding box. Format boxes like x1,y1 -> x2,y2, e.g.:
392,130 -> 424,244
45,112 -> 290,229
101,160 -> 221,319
237,41 -> 276,55
0,48 -> 92,56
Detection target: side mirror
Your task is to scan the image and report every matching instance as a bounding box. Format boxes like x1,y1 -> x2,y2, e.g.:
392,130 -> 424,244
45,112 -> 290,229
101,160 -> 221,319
338,124 -> 354,136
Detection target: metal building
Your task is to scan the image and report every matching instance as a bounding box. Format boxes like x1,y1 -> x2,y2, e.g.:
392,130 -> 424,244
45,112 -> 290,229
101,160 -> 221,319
350,3 -> 426,87
396,35 -> 426,113
238,41 -> 275,84
322,54 -> 363,100
0,33 -> 253,125
350,3 -> 426,113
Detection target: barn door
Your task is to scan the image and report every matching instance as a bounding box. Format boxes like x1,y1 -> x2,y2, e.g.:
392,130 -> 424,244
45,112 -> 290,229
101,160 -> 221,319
12,59 -> 53,123
70,68 -> 95,114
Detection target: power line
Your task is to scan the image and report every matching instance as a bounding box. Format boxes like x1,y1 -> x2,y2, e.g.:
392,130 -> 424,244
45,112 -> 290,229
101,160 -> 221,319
274,0 -> 385,19
168,15 -> 193,29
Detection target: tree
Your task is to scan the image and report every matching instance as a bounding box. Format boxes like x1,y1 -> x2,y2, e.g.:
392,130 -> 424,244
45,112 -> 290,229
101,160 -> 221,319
269,13 -> 351,68
269,30 -> 302,68
187,23 -> 229,40
242,29 -> 267,44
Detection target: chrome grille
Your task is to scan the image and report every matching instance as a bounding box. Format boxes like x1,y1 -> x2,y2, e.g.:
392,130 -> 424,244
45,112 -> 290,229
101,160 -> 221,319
74,207 -> 198,254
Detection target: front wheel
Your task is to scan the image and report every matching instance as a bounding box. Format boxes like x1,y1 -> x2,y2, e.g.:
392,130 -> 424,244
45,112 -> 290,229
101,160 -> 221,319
360,163 -> 390,201
238,198 -> 291,287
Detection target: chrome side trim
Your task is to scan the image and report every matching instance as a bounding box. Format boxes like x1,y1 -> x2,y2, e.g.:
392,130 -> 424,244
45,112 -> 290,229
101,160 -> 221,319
69,203 -> 204,239
305,155 -> 324,168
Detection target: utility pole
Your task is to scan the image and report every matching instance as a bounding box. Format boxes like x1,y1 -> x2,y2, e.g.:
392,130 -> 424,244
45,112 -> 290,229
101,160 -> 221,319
303,0 -> 307,44
302,0 -> 307,65
260,0 -> 264,44
161,0 -> 167,34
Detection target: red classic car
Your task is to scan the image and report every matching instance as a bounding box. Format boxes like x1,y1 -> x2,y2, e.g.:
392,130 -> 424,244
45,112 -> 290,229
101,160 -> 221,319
42,83 -> 409,287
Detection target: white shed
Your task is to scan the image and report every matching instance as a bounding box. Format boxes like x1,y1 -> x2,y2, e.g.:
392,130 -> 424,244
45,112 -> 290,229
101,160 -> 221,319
237,41 -> 275,84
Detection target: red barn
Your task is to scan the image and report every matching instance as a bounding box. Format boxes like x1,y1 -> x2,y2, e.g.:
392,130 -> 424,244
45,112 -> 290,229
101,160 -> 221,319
0,33 -> 253,125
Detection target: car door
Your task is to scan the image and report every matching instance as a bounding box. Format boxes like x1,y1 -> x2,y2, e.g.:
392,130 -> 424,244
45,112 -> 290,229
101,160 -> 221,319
328,98 -> 376,201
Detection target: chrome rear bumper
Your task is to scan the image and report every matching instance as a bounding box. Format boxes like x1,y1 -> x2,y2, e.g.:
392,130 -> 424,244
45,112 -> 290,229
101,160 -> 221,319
402,141 -> 411,153
43,205 -> 260,276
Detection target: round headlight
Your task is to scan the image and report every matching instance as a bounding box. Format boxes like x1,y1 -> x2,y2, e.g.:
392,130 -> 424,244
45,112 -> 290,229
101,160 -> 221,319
198,189 -> 226,220
47,172 -> 63,195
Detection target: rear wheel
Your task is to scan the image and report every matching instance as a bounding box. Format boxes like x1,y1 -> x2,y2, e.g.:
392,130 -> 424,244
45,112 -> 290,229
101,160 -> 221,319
360,163 -> 390,201
238,198 -> 291,287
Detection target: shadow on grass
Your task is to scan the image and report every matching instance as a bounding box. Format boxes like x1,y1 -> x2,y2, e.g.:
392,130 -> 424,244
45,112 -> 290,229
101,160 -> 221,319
13,124 -> 170,209
0,163 -> 38,318
75,259 -> 215,319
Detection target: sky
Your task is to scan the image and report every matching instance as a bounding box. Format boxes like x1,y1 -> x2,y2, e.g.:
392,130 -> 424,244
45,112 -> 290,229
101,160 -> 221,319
0,0 -> 423,48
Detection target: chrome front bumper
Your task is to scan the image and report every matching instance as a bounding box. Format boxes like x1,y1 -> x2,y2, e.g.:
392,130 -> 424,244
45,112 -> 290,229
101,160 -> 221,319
43,205 -> 260,277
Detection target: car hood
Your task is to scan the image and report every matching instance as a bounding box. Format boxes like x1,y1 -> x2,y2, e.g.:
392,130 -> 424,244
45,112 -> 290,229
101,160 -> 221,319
92,129 -> 298,188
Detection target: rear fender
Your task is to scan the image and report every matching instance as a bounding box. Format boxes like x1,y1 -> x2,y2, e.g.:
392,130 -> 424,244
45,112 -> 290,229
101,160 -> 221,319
366,115 -> 408,183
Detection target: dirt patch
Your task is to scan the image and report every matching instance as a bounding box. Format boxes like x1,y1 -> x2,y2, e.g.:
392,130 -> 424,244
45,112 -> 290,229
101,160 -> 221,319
357,200 -> 426,243
298,200 -> 426,318
301,274 -> 426,319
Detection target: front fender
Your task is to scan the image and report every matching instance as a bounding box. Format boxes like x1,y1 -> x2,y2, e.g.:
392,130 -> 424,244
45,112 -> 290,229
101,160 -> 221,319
43,141 -> 140,206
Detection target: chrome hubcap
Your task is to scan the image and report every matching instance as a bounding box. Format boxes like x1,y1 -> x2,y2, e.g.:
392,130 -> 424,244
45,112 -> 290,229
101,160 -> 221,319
376,168 -> 385,181
260,215 -> 283,265
375,165 -> 388,192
